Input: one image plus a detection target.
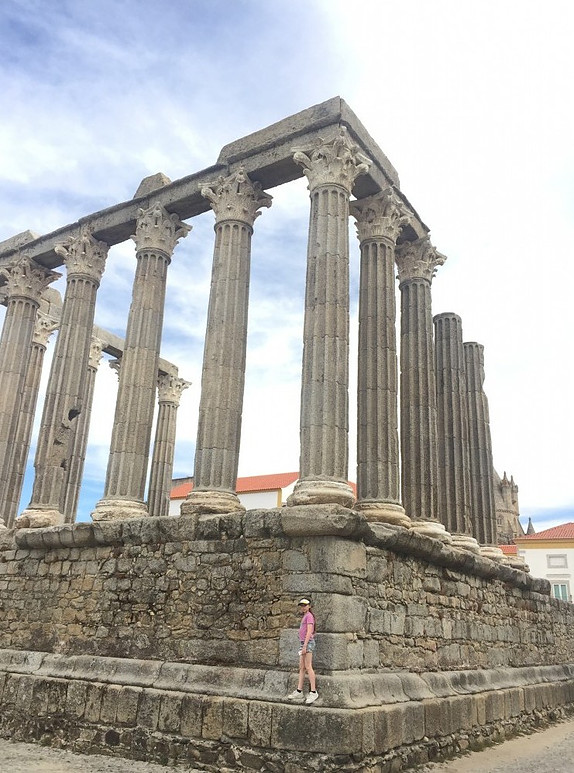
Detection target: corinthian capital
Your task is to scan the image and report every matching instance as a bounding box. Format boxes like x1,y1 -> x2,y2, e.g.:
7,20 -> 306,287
395,237 -> 446,284
89,337 -> 104,369
32,310 -> 59,347
131,204 -> 192,254
293,127 -> 371,194
201,167 -> 272,226
55,226 -> 109,284
350,189 -> 413,243
157,373 -> 191,406
0,256 -> 61,303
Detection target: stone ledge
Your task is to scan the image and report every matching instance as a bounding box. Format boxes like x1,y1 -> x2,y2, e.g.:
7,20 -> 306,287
2,649 -> 574,711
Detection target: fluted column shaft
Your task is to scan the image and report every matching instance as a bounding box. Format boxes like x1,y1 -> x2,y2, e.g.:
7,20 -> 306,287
0,258 -> 59,525
4,312 -> 57,528
183,168 -> 271,516
434,313 -> 472,535
62,338 -> 103,523
350,191 -> 411,526
22,230 -> 107,526
287,128 -> 370,508
396,238 -> 445,528
464,342 -> 497,545
148,374 -> 189,517
93,205 -> 190,521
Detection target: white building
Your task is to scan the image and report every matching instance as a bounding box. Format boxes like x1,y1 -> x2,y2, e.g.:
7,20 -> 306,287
169,472 -> 300,515
514,523 -> 574,602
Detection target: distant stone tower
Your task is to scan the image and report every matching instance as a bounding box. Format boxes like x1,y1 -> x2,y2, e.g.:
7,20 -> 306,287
494,470 -> 524,543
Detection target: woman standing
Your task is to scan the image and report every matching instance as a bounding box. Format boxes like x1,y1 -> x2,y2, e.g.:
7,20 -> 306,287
286,598 -> 318,704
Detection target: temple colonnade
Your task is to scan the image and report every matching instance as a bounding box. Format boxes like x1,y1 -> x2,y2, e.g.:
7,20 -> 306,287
0,99 -> 507,561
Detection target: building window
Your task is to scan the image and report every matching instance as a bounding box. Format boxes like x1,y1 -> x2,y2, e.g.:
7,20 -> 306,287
547,554 -> 568,569
552,583 -> 570,602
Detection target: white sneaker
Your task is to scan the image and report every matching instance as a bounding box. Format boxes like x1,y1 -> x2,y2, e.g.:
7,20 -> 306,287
305,691 -> 319,705
286,690 -> 305,702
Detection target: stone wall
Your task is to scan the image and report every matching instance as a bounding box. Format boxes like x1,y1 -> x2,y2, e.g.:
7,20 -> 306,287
2,506 -> 574,771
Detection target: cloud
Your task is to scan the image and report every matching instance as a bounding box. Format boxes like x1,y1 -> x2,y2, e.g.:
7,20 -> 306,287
1,0 -> 573,524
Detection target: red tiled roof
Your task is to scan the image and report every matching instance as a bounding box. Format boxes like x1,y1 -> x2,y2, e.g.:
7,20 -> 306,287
516,522 -> 574,541
499,544 -> 518,555
170,472 -> 357,499
171,472 -> 299,499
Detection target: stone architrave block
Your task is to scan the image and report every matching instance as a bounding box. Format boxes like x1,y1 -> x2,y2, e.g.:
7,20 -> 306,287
282,571 -> 353,595
201,696 -> 224,740
248,701 -> 273,747
484,690 -> 505,723
65,680 -> 88,719
374,702 -> 425,751
180,693 -> 205,738
223,698 -> 249,739
45,680 -> 68,715
270,704 -> 364,755
136,688 -> 161,731
318,594 -> 368,633
14,674 -> 34,712
83,682 -> 105,723
115,685 -> 141,725
100,684 -> 122,723
281,505 -> 364,537
158,691 -> 183,734
306,536 -> 366,577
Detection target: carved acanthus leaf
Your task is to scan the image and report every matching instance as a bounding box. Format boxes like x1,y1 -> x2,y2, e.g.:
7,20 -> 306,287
33,311 -> 59,347
0,256 -> 61,303
201,167 -> 272,226
54,227 -> 108,283
293,127 -> 371,194
131,204 -> 191,254
395,237 -> 446,284
157,373 -> 191,406
108,358 -> 121,380
89,338 -> 104,369
350,189 -> 413,243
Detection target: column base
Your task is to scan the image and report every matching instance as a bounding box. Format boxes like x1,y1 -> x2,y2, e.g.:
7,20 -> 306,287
479,544 -> 509,563
450,533 -> 481,553
354,500 -> 411,528
17,508 -> 65,529
91,498 -> 149,522
286,479 -> 355,508
180,490 -> 245,516
409,520 -> 452,543
506,555 -> 530,572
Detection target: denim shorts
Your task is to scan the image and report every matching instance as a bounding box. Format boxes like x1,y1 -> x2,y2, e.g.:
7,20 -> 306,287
299,639 -> 316,653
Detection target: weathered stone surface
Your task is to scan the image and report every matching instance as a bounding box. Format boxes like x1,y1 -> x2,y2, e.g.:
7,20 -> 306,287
281,505 -> 363,536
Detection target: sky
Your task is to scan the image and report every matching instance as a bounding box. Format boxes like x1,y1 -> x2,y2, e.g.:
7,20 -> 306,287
0,0 -> 573,531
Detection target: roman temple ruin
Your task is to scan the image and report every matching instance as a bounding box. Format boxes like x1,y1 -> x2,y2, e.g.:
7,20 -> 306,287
0,98 -> 571,771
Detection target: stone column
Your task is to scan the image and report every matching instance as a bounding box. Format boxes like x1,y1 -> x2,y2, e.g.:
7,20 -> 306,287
62,337 -> 104,523
182,168 -> 271,516
148,373 -> 190,517
287,128 -> 370,508
92,205 -> 190,521
350,190 -> 411,527
464,342 -> 499,553
395,237 -> 451,541
434,313 -> 479,553
0,257 -> 60,526
4,311 -> 58,528
20,229 -> 107,528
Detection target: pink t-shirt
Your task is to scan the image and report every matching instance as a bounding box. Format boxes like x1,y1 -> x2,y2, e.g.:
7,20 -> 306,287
299,611 -> 315,642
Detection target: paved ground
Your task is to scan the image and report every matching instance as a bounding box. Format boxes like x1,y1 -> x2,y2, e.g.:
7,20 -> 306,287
419,717 -> 574,772
1,719 -> 574,772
